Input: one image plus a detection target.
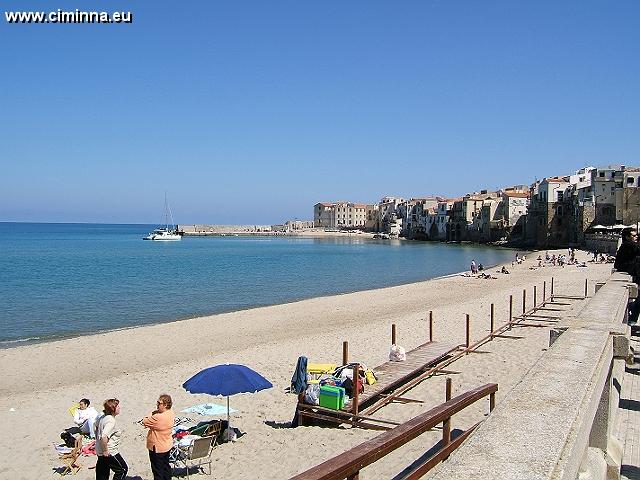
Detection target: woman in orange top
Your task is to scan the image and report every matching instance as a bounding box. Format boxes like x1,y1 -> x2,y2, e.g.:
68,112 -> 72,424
143,394 -> 175,480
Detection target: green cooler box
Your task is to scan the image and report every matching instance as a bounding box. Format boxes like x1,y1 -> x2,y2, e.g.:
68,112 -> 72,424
319,385 -> 345,410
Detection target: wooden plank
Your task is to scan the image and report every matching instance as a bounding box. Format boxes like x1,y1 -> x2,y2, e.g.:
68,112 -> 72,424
348,341 -> 458,410
298,404 -> 400,426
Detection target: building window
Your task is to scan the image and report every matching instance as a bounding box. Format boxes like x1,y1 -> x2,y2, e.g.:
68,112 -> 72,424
628,177 -> 635,185
557,191 -> 564,202
599,172 -> 605,177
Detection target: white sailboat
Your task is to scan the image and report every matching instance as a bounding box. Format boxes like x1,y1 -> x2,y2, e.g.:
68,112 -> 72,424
143,195 -> 182,241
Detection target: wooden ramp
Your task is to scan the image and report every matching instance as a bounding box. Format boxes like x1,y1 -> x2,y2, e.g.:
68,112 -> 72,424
355,341 -> 458,412
298,340 -> 458,429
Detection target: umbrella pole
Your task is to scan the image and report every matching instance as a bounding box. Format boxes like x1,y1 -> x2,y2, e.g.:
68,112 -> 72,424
227,396 -> 230,430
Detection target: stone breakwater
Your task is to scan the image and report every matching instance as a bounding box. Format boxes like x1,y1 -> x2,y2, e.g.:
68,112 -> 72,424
179,224 -> 275,235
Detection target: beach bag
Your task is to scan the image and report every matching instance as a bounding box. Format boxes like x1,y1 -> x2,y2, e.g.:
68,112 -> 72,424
334,363 -> 367,382
60,431 -> 76,448
389,344 -> 406,362
341,376 -> 364,397
365,369 -> 377,385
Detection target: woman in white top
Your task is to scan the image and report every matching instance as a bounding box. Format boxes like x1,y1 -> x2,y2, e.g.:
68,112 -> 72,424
73,398 -> 99,438
94,398 -> 128,480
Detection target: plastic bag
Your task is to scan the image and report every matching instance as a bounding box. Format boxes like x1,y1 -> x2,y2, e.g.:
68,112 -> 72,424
389,344 -> 406,362
304,384 -> 320,405
222,427 -> 237,442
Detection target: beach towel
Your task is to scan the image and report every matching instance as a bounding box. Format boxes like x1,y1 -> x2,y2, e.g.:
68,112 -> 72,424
81,440 -> 96,456
181,403 -> 237,416
291,356 -> 308,394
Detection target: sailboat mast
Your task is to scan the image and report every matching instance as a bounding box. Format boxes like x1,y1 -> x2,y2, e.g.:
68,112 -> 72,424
164,193 -> 169,230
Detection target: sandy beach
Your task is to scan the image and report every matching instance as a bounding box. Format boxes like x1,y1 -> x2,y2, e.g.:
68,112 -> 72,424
0,250 -> 613,480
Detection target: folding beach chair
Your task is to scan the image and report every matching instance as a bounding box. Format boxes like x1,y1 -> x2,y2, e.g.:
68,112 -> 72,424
187,419 -> 223,445
171,435 -> 216,479
58,436 -> 82,475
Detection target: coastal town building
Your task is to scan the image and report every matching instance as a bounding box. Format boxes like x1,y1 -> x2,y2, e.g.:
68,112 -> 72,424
314,201 -> 372,229
501,191 -> 530,241
284,220 -> 315,231
312,164 -> 639,248
378,196 -> 405,233
365,204 -> 379,231
525,176 -> 575,247
314,202 -> 336,228
404,197 -> 440,239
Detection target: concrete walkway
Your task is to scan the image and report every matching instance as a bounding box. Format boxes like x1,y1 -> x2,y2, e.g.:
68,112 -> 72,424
618,326 -> 640,480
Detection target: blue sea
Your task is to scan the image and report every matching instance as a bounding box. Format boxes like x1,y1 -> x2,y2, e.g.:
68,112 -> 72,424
0,223 -> 515,346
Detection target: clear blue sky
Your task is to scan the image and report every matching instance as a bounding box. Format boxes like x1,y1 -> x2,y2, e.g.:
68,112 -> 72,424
1,1 -> 638,224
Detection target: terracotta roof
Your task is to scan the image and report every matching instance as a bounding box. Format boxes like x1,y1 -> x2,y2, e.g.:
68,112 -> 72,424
545,176 -> 569,183
318,202 -> 336,207
504,191 -> 530,198
353,204 -> 367,209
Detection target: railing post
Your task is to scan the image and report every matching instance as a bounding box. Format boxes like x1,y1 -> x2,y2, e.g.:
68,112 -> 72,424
465,314 -> 470,351
443,378 -> 452,446
392,324 -> 396,346
509,295 -> 513,330
522,289 -> 526,315
429,311 -> 433,343
584,278 -> 588,298
490,391 -> 496,412
551,277 -> 555,300
543,281 -> 546,303
352,364 -> 360,416
490,303 -> 494,339
343,341 -> 349,366
533,285 -> 537,309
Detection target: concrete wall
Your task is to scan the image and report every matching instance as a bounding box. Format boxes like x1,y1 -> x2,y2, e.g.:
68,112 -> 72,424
428,272 -> 633,480
179,224 -> 273,233
585,233 -> 620,255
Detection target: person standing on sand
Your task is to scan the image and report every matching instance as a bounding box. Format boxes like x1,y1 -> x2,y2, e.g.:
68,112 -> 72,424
95,398 -> 128,480
470,260 -> 477,274
143,394 -> 175,480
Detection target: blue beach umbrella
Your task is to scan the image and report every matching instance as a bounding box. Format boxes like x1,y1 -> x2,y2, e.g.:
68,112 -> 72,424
182,364 -> 273,428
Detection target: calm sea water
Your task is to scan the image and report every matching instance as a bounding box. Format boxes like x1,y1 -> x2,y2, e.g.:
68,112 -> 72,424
0,223 -> 515,346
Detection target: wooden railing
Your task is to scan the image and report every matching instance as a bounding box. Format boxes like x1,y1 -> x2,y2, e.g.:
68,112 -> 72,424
290,383 -> 498,480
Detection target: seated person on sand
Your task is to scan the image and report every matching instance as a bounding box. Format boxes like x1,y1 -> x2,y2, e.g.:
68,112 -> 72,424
73,398 -> 99,438
501,266 -> 510,274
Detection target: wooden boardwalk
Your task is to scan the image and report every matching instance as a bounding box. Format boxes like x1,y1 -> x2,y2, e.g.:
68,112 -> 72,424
354,340 -> 458,411
297,340 -> 459,429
